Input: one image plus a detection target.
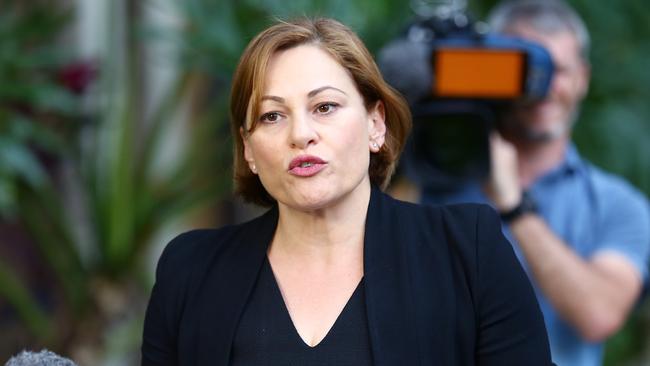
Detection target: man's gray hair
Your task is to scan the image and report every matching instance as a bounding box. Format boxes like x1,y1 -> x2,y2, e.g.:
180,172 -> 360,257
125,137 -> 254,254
488,0 -> 590,61
5,350 -> 77,366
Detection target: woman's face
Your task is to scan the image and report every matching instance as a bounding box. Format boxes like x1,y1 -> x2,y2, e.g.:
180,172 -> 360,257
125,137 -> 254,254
242,44 -> 386,212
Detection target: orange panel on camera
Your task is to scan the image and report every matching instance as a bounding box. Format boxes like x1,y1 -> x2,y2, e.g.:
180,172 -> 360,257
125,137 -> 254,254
434,48 -> 525,98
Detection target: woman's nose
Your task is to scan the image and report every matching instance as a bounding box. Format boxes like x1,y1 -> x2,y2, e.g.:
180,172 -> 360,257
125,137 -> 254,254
289,113 -> 319,149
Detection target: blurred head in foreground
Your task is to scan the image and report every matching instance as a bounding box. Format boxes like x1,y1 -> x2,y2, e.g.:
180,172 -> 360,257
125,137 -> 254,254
5,350 -> 77,366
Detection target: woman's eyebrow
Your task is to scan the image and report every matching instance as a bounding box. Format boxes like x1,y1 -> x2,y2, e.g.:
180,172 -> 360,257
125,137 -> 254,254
307,86 -> 347,98
261,86 -> 347,103
261,95 -> 285,103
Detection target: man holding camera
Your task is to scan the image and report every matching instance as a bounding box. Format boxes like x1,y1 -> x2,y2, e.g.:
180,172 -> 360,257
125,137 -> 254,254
393,1 -> 650,365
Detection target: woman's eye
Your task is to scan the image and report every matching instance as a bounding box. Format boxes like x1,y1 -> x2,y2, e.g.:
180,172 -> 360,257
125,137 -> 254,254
316,103 -> 338,114
260,112 -> 280,123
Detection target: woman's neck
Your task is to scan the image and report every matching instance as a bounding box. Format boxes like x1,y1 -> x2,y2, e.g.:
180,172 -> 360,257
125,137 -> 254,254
269,182 -> 371,265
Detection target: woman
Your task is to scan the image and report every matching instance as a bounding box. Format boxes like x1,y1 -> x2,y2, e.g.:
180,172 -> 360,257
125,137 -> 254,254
142,17 -> 554,365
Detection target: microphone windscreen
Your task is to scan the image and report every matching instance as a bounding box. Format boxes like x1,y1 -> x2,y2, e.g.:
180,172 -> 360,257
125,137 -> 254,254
378,38 -> 432,105
5,350 -> 77,366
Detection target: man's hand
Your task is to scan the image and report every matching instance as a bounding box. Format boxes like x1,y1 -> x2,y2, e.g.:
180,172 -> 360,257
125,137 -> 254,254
483,132 -> 522,211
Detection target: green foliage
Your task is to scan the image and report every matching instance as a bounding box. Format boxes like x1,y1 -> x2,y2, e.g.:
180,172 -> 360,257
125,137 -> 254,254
0,0 -> 81,345
603,307 -> 649,366
166,0 -> 412,76
0,256 -> 52,340
0,117 -> 50,216
571,0 -> 650,196
0,0 -> 234,353
0,1 -> 77,217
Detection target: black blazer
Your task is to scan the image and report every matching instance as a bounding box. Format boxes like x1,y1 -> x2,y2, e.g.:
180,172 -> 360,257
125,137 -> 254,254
142,188 -> 553,365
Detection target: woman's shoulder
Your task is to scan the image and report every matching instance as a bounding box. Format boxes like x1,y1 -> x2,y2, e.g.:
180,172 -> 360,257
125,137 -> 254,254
381,192 -> 506,268
154,208 -> 277,281
383,191 -> 499,235
158,228 -> 233,268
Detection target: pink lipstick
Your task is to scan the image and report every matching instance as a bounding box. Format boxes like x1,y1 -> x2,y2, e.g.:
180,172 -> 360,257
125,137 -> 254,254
288,155 -> 327,177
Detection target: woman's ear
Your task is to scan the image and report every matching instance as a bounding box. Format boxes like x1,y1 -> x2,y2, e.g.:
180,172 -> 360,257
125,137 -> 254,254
368,101 -> 387,151
240,127 -> 257,174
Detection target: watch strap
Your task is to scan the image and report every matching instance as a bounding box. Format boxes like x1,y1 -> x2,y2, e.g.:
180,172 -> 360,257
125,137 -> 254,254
499,191 -> 538,223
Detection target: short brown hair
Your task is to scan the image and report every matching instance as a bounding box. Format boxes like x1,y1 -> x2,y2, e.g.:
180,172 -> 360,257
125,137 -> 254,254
230,17 -> 411,206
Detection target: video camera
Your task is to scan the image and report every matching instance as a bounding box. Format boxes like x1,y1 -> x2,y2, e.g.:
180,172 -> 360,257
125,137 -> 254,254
379,0 -> 554,192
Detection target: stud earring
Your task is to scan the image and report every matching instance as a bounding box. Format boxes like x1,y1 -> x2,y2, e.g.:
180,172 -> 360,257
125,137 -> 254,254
372,142 -> 379,149
251,164 -> 257,173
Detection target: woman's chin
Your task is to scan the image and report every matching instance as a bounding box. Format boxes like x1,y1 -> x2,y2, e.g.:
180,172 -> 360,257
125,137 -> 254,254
274,176 -> 370,213
278,184 -> 347,213
286,191 -> 336,212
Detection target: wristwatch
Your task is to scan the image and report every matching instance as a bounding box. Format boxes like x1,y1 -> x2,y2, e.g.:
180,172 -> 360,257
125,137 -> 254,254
499,190 -> 538,223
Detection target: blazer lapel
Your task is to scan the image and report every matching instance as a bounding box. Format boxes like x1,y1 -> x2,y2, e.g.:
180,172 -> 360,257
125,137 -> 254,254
364,188 -> 421,366
197,206 -> 278,365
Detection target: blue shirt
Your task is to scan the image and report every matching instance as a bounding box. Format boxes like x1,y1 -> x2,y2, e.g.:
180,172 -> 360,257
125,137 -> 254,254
421,144 -> 650,366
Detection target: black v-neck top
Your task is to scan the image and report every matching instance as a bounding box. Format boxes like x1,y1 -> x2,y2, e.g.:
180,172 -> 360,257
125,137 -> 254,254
142,189 -> 555,365
230,258 -> 373,366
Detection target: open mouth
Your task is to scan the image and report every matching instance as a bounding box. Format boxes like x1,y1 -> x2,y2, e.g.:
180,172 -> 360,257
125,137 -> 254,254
288,155 -> 327,177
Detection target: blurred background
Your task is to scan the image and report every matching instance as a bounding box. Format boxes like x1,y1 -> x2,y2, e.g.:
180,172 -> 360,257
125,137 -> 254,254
0,0 -> 648,364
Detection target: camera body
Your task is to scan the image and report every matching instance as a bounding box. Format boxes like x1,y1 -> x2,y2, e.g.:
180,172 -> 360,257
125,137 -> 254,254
379,10 -> 554,192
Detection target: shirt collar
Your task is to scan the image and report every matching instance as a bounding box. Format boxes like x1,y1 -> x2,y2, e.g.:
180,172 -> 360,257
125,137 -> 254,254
563,143 -> 583,173
539,143 -> 583,182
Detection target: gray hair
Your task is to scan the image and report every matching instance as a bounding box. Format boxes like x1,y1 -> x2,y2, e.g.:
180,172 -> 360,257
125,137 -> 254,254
5,350 -> 77,366
488,0 -> 590,61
